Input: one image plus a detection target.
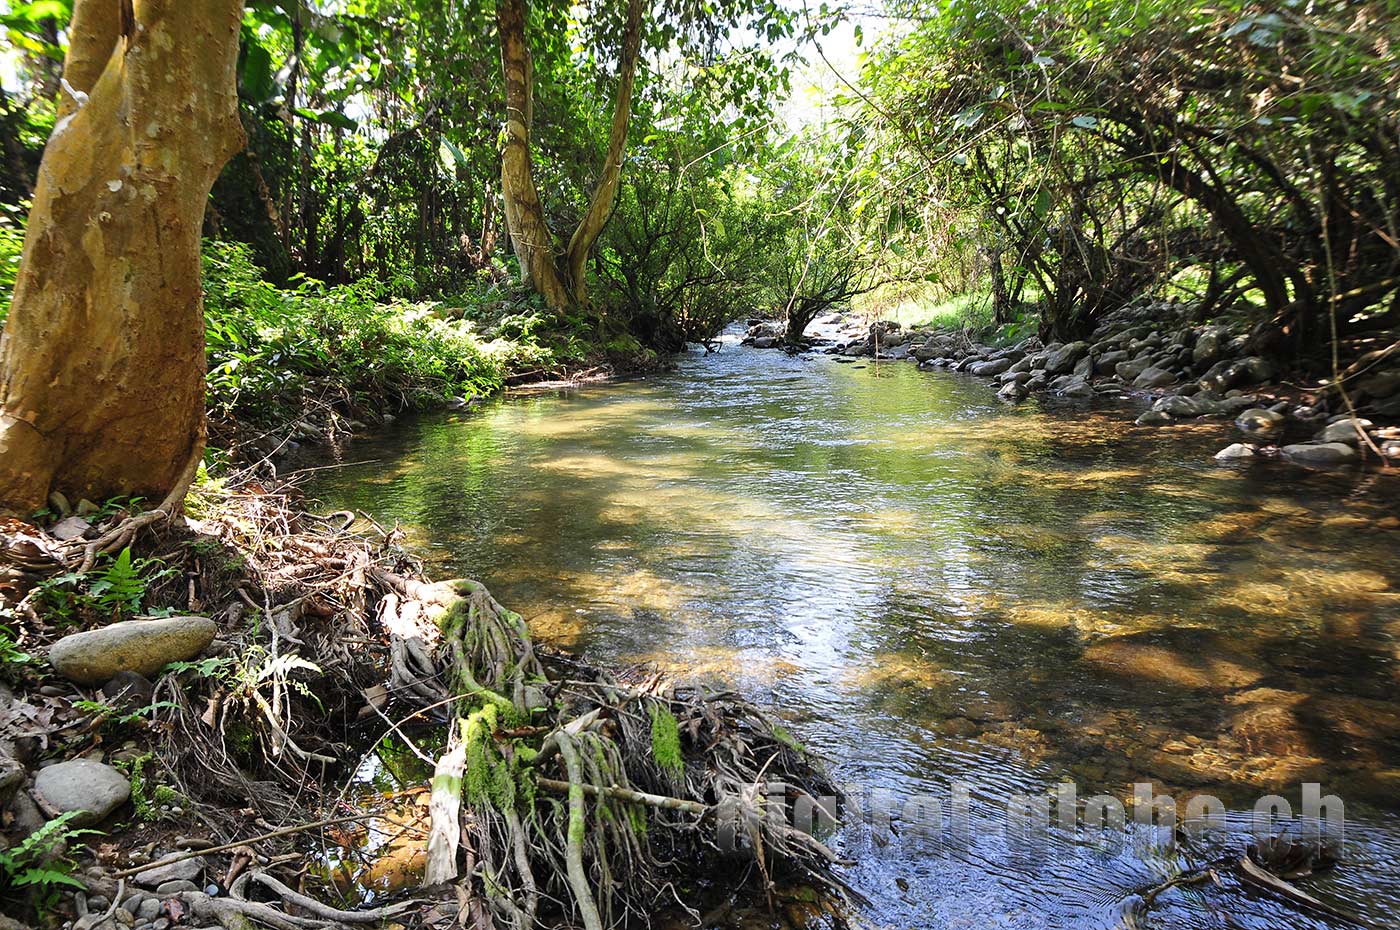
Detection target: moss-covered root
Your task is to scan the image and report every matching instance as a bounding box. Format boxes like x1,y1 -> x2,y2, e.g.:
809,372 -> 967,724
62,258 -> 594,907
553,731 -> 604,930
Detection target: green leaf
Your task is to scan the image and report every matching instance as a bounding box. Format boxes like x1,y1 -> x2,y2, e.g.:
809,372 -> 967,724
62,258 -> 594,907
317,111 -> 357,132
240,40 -> 276,102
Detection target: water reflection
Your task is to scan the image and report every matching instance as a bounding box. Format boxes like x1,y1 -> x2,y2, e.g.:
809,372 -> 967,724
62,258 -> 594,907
307,333 -> 1400,929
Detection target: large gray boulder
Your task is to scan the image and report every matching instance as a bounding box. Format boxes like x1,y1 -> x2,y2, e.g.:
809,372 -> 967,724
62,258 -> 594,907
48,617 -> 217,685
1192,327 -> 1227,366
997,380 -> 1029,403
1133,366 -> 1179,389
133,853 -> 208,888
1318,418 -> 1373,444
32,758 -> 130,826
1115,357 -> 1152,382
1043,341 -> 1089,375
1282,442 -> 1358,465
1358,372 -> 1400,399
1095,350 -> 1128,375
969,357 -> 1013,377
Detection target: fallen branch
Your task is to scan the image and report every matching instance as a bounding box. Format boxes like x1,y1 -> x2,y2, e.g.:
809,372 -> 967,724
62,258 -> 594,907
535,777 -> 708,815
110,814 -> 389,879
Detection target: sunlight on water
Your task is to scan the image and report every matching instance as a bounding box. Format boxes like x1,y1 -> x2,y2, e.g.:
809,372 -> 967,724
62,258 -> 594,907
308,334 -> 1400,930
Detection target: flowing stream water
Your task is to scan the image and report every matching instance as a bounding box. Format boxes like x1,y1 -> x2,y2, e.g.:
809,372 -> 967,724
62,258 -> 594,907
306,328 -> 1400,929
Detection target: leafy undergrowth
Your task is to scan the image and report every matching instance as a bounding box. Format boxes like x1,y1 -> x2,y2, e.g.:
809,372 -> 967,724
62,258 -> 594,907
202,242 -> 639,447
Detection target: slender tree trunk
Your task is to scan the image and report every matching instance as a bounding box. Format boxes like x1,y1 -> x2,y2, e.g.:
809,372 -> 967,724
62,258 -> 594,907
0,0 -> 244,514
563,0 -> 643,305
497,0 -> 570,307
498,0 -> 644,309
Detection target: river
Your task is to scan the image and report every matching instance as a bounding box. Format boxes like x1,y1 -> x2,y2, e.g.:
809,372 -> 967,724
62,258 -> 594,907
306,328 -> 1400,929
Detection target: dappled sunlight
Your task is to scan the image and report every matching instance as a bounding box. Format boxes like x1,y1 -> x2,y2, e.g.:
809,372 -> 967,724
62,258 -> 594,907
1082,639 -> 1266,691
840,654 -> 957,693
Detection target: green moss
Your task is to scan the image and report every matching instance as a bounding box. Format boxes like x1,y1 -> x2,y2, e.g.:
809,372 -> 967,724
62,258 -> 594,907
648,704 -> 684,777
626,803 -> 649,837
119,754 -> 185,823
464,704 -> 516,812
604,334 -> 643,356
770,724 -> 805,754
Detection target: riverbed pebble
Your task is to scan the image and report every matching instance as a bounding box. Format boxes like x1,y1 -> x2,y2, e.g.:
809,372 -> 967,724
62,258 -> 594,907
1214,443 -> 1256,460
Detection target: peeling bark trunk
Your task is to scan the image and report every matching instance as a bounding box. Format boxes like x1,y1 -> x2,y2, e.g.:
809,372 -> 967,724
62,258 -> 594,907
497,0 -> 644,310
497,0 -> 570,308
0,0 -> 245,514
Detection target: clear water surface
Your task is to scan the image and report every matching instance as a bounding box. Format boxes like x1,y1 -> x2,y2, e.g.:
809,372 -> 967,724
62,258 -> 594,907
307,329 -> 1400,930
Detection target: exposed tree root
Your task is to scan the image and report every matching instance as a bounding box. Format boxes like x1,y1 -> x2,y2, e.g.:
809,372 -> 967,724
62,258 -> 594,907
8,469 -> 846,929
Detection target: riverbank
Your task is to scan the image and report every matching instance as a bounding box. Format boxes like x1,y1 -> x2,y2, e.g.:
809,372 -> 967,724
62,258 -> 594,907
1,466 -> 845,929
747,301 -> 1400,470
198,242 -> 673,473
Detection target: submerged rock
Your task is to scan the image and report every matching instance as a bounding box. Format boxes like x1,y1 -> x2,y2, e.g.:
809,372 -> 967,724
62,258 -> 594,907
1214,443 -> 1257,461
49,617 -> 217,685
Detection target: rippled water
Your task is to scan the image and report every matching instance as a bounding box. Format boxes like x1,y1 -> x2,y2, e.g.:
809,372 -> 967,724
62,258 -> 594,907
307,329 -> 1400,929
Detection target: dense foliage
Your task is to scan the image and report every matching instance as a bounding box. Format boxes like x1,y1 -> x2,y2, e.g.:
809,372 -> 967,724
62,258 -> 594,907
3,0 -> 1397,372
859,0 -> 1400,363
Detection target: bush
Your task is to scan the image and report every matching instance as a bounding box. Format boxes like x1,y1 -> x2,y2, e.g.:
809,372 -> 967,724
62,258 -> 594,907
202,241 -> 554,425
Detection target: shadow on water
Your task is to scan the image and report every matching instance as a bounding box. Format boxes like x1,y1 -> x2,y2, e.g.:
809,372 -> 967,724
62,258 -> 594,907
306,331 -> 1400,929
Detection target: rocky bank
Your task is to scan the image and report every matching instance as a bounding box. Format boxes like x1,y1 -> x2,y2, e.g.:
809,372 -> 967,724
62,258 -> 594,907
744,303 -> 1400,467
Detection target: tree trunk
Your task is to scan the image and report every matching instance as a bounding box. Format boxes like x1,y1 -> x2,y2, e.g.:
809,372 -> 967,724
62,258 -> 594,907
563,0 -> 643,306
0,0 -> 245,514
498,0 -> 644,310
497,0 -> 570,308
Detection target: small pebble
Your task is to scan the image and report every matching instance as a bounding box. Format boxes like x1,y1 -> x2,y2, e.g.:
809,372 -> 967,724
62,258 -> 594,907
203,884 -> 220,898
155,880 -> 198,895
153,920 -> 170,930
